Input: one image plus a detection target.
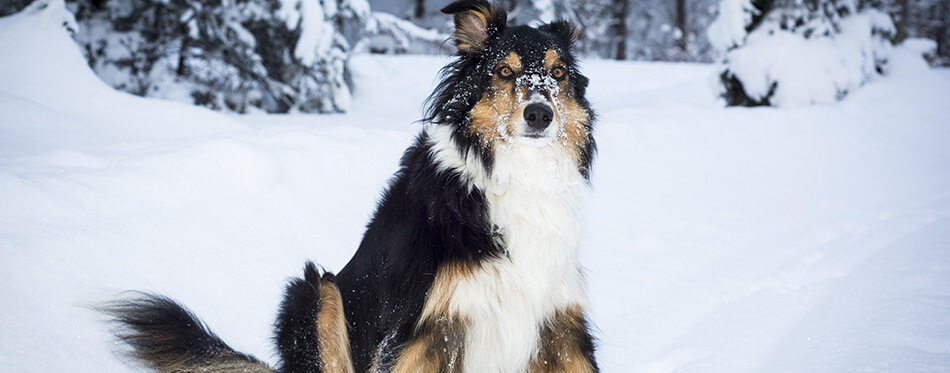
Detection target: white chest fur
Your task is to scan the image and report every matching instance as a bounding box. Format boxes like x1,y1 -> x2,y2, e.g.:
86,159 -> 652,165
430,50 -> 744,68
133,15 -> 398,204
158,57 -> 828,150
427,126 -> 590,372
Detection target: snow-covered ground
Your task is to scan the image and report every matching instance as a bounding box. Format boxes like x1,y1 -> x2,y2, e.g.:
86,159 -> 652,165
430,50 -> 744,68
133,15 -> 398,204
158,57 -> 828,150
2,3 -> 949,372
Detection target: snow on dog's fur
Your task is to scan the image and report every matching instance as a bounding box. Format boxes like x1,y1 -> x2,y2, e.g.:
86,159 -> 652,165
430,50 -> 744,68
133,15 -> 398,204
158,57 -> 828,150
101,1 -> 597,372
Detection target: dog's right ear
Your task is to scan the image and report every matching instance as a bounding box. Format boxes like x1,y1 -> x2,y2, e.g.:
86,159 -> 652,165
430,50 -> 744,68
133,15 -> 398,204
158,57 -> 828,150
442,0 -> 506,54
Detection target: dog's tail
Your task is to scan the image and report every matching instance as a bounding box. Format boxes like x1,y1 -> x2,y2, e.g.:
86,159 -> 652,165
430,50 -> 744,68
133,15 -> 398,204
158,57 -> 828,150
102,262 -> 353,373
100,292 -> 275,372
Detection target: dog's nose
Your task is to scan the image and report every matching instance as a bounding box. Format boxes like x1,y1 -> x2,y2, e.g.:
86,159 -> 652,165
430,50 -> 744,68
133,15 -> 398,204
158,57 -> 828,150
523,103 -> 553,132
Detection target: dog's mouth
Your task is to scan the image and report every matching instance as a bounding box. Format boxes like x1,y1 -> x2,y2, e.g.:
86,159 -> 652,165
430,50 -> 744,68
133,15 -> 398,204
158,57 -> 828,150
518,128 -> 559,146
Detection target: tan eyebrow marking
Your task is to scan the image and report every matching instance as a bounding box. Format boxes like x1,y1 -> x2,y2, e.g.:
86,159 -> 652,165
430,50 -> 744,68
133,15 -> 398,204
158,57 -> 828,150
498,52 -> 522,73
544,49 -> 563,70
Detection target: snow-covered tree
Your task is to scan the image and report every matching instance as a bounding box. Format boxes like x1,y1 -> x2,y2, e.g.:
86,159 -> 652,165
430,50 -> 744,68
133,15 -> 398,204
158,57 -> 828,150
67,0 -> 368,113
709,0 -> 895,106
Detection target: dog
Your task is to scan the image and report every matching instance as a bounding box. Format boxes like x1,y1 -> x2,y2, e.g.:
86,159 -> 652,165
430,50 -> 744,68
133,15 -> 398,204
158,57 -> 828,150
102,1 -> 598,371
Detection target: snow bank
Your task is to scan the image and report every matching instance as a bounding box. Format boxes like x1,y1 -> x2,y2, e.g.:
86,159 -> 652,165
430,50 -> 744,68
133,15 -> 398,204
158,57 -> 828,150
0,0 -> 246,156
2,2 -> 950,372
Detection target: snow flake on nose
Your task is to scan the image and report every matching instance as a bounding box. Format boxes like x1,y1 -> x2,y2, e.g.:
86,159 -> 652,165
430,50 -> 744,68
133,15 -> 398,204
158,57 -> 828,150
515,73 -> 559,96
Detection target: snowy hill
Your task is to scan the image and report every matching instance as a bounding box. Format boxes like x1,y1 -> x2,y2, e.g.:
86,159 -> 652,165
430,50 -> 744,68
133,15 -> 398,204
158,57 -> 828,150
2,2 -> 950,372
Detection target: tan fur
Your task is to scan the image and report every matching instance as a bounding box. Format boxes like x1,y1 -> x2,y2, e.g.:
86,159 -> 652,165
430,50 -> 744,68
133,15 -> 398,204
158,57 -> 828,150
316,277 -> 355,373
544,49 -> 592,164
500,52 -> 524,72
391,317 -> 466,373
134,355 -> 274,373
120,326 -> 275,373
419,262 -> 473,321
528,305 -> 597,373
365,263 -> 474,372
552,95 -> 591,164
469,52 -> 523,145
452,5 -> 500,53
387,263 -> 475,372
543,49 -> 561,72
174,359 -> 275,373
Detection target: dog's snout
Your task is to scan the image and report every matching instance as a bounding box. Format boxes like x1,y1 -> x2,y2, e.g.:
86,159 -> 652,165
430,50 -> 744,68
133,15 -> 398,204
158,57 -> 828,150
524,103 -> 553,132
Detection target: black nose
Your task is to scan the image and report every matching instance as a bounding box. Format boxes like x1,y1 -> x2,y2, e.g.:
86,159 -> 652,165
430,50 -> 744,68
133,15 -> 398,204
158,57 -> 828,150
523,103 -> 553,132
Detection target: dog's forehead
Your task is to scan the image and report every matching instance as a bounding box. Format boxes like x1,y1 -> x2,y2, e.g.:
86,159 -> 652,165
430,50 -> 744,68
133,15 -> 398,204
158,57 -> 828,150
492,26 -> 565,67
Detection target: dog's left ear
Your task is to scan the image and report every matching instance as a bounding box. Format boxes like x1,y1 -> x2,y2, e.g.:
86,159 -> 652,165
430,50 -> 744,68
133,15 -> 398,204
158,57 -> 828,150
540,20 -> 581,48
442,0 -> 507,54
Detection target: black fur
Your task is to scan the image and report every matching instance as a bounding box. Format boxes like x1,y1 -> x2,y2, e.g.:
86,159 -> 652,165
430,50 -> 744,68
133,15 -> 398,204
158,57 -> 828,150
274,262 -> 327,373
100,292 -> 270,371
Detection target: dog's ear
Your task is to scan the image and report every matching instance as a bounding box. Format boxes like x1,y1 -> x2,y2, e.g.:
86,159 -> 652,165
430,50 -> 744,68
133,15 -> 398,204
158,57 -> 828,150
540,20 -> 581,48
442,0 -> 507,54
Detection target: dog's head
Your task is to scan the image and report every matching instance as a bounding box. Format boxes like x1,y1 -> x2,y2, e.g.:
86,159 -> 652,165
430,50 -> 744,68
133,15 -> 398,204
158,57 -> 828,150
425,0 -> 595,179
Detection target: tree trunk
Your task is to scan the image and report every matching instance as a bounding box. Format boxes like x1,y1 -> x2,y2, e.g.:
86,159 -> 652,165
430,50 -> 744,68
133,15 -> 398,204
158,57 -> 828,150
177,39 -> 189,77
894,0 -> 909,43
675,0 -> 687,52
415,0 -> 425,19
614,0 -> 629,60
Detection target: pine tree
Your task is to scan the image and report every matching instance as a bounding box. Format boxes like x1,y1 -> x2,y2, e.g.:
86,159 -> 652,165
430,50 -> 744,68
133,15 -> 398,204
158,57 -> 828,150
710,0 -> 896,106
67,0 -> 368,114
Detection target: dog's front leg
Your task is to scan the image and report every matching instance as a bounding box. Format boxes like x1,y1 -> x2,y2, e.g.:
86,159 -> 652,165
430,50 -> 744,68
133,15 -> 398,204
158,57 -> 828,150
384,317 -> 466,373
529,305 -> 599,373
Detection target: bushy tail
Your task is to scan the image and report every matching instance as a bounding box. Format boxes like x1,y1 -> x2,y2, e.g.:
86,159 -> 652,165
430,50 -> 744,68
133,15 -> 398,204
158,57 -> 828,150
102,262 -> 353,373
100,292 -> 275,373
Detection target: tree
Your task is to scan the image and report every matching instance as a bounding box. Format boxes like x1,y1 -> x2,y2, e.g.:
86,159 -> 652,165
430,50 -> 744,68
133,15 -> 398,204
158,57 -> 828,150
614,0 -> 630,60
414,0 -> 425,19
67,0 -> 369,113
675,0 -> 687,52
709,0 -> 896,106
904,0 -> 950,65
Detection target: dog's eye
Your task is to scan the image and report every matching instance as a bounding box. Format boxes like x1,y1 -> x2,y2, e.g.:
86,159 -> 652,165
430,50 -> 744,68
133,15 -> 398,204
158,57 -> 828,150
552,66 -> 567,80
497,66 -> 514,79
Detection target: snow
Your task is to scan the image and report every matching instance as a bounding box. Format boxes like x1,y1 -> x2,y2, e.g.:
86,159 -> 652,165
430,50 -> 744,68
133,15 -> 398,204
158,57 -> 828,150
710,1 -> 896,106
707,0 -> 756,51
2,3 -> 950,372
723,9 -> 895,106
